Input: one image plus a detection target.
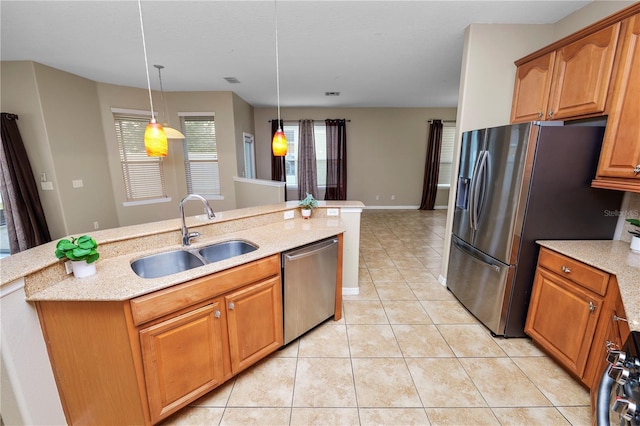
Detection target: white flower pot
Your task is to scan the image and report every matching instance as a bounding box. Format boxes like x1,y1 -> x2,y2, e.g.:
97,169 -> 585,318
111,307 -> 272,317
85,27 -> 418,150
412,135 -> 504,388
71,260 -> 97,278
301,209 -> 312,219
631,236 -> 640,254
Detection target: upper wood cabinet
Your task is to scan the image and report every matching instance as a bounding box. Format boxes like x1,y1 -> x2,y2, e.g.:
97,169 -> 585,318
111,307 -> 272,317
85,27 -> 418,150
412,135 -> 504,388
511,23 -> 621,123
510,52 -> 556,122
593,13 -> 640,192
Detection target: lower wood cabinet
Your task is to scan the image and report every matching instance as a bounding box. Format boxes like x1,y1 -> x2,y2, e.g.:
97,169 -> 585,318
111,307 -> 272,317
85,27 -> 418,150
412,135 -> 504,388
526,247 -> 628,390
36,254 -> 284,425
139,301 -> 227,423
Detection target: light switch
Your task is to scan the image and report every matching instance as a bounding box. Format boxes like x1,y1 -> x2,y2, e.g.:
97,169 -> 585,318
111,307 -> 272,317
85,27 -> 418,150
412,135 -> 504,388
72,179 -> 83,188
41,181 -> 54,190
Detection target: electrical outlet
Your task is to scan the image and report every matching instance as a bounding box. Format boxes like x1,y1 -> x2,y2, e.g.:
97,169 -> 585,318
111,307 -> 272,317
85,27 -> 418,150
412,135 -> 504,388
327,208 -> 339,216
64,261 -> 73,274
93,221 -> 99,229
284,210 -> 295,220
72,179 -> 83,188
391,195 -> 396,200
376,195 -> 380,200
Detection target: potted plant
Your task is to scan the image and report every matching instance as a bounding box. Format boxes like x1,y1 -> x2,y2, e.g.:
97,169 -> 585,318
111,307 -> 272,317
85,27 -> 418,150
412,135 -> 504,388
298,193 -> 318,219
627,218 -> 640,253
55,235 -> 100,278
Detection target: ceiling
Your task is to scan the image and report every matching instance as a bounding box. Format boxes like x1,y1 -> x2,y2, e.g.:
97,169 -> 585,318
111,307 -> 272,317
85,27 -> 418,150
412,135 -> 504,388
1,1 -> 592,108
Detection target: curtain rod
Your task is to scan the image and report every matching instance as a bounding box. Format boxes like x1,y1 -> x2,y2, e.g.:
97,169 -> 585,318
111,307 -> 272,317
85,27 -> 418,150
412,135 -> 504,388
268,119 -> 351,122
427,119 -> 455,123
3,113 -> 19,120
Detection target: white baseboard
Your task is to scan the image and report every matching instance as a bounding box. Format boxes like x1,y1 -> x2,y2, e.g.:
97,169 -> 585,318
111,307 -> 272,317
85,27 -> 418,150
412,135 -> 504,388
342,287 -> 360,296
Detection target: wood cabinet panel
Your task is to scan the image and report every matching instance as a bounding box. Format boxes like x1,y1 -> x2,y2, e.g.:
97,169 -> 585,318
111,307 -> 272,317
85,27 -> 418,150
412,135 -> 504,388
139,302 -> 227,423
526,268 -> 603,377
510,52 -> 555,123
537,247 -> 609,296
548,23 -> 621,120
594,13 -> 640,190
226,276 -> 284,373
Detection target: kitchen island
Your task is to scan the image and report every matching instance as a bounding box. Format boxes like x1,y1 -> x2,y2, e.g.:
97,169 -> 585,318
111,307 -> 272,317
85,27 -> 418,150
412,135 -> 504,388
0,200 -> 363,425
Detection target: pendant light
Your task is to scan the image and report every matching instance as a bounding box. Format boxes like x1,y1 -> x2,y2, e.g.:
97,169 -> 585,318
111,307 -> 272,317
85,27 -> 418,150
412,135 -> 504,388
137,0 -> 167,157
154,65 -> 185,139
272,0 -> 287,157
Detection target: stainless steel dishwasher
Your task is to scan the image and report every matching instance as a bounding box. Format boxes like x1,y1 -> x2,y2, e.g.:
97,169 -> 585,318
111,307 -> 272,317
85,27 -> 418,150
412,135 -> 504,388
282,236 -> 338,345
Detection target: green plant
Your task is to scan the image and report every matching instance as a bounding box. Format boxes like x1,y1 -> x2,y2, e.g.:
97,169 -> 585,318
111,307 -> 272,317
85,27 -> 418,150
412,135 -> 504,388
298,193 -> 318,210
55,235 -> 100,263
626,218 -> 640,238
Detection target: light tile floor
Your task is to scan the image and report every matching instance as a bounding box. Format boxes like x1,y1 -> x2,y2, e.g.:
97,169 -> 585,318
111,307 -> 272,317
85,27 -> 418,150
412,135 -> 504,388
162,209 -> 591,426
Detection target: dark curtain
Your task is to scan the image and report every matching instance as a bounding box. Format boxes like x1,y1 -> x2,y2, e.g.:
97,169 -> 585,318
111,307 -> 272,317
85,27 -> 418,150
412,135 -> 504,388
0,113 -> 51,253
419,119 -> 443,210
324,119 -> 347,200
270,119 -> 287,201
297,119 -> 318,199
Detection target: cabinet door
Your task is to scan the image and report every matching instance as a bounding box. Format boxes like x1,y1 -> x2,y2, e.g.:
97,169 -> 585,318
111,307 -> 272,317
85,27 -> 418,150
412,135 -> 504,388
140,302 -> 226,424
226,276 -> 283,373
594,14 -> 640,187
548,23 -> 621,120
525,268 -> 603,378
510,52 -> 556,123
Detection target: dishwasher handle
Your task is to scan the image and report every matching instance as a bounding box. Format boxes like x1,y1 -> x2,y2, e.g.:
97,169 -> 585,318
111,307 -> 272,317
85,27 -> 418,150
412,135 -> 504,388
284,238 -> 338,262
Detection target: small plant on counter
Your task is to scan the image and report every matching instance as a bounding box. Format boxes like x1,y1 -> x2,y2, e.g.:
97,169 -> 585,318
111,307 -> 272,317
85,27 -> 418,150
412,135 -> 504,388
627,218 -> 640,238
298,193 -> 318,211
55,235 -> 100,263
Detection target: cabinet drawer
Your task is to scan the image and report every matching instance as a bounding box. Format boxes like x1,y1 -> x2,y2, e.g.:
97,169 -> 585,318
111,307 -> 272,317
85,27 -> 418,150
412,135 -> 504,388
537,248 -> 609,296
131,254 -> 280,325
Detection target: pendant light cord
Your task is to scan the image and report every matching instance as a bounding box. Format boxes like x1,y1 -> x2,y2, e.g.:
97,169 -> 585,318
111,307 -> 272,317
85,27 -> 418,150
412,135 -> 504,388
156,65 -> 170,125
274,0 -> 282,128
138,0 -> 155,122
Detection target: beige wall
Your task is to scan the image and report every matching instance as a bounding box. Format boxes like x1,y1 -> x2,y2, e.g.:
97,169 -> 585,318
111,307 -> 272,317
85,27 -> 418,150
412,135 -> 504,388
1,62 -> 254,236
253,107 -> 457,207
441,1 -> 635,282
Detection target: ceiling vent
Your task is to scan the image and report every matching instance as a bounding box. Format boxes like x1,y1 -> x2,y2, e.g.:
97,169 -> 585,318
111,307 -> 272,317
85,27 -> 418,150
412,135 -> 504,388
325,91 -> 340,96
224,77 -> 241,84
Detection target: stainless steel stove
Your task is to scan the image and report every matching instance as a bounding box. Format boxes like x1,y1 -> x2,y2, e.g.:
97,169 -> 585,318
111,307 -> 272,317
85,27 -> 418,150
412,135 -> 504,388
598,331 -> 640,425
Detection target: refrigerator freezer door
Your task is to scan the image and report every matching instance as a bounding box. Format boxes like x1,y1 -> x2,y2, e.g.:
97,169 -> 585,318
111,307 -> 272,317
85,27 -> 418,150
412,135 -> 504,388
447,235 -> 514,336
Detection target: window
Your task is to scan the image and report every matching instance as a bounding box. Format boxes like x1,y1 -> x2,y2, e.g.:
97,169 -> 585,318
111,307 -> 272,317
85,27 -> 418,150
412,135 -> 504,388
438,123 -> 457,185
113,111 -> 168,202
180,114 -> 221,199
283,122 -> 327,187
243,132 -> 256,179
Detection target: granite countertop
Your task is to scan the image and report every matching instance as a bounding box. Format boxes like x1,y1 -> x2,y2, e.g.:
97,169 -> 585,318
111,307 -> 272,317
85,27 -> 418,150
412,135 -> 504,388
0,201 -> 364,302
537,240 -> 640,332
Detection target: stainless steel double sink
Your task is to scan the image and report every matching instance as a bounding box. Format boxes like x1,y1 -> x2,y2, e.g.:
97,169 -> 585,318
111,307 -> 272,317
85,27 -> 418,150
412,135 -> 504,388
131,240 -> 258,279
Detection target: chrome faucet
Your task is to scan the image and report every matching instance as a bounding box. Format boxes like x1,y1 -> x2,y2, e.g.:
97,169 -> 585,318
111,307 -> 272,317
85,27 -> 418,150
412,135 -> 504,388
179,194 -> 216,246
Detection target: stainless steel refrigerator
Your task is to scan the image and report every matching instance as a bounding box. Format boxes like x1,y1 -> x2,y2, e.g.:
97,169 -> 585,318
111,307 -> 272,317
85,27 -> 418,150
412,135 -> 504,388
446,122 -> 623,337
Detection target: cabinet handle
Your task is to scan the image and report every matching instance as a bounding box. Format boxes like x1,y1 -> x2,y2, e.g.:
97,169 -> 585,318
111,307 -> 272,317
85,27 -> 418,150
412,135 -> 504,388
634,165 -> 640,175
548,111 -> 554,118
228,302 -> 235,310
215,310 -> 221,318
538,112 -> 543,119
561,266 -> 571,273
613,314 -> 628,322
589,301 -> 596,313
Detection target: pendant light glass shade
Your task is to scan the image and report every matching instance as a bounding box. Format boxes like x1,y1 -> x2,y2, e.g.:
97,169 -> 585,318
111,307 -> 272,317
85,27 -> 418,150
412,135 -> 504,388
272,129 -> 287,156
144,119 -> 168,157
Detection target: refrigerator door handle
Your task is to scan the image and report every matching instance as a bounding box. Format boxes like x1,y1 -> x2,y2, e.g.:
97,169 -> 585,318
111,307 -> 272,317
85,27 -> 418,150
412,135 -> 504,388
452,236 -> 501,273
470,150 -> 489,231
468,150 -> 484,230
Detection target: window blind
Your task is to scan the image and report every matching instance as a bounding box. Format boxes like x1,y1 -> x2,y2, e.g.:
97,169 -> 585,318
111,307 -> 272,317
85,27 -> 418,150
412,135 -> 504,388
181,116 -> 220,196
438,124 -> 457,185
113,113 -> 167,201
